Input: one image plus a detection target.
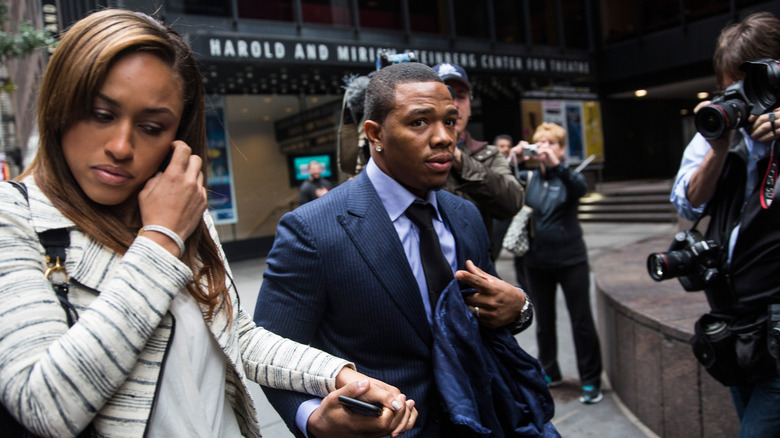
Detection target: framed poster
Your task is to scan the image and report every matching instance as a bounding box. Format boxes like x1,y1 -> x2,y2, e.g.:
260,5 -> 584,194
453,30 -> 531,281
206,96 -> 238,225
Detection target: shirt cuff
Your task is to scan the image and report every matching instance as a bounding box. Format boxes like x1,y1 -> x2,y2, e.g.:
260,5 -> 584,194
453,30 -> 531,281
296,398 -> 322,437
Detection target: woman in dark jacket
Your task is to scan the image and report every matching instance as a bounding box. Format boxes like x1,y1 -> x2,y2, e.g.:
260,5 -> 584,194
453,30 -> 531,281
512,122 -> 603,404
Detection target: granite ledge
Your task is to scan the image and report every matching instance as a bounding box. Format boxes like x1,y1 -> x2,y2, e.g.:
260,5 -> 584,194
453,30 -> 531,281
593,233 -> 711,342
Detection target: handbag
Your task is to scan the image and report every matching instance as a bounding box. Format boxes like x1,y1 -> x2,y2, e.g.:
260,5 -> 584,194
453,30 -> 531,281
502,170 -> 534,257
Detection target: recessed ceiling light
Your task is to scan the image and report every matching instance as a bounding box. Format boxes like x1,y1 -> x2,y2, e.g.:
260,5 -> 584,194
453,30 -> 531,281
697,92 -> 709,100
635,89 -> 647,97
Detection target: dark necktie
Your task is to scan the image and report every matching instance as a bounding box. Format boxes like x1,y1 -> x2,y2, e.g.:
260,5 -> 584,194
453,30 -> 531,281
405,202 -> 453,309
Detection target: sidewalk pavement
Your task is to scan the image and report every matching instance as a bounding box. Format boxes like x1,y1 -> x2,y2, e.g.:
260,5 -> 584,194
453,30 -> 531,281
231,221 -> 679,437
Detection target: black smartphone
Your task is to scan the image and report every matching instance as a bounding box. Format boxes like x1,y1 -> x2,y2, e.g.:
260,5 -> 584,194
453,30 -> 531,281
337,395 -> 383,417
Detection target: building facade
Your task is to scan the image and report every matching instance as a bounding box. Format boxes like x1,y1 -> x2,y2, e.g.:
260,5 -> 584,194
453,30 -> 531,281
6,0 -> 780,259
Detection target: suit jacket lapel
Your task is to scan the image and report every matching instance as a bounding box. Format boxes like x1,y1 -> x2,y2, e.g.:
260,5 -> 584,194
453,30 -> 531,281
436,192 -> 472,269
338,173 -> 433,346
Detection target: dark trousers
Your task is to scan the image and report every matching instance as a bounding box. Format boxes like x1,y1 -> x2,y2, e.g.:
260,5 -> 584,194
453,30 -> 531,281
513,255 -> 528,289
730,376 -> 780,438
491,217 -> 512,261
524,261 -> 603,386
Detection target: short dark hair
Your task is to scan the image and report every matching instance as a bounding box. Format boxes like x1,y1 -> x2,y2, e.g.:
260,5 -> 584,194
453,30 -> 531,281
364,63 -> 444,124
494,134 -> 513,144
713,11 -> 780,89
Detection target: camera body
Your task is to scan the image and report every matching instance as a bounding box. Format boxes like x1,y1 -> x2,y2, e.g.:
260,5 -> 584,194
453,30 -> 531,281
695,58 -> 780,139
522,144 -> 539,157
646,230 -> 720,292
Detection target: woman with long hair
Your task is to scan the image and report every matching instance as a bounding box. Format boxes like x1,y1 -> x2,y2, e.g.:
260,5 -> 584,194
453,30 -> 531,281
0,9 -> 415,437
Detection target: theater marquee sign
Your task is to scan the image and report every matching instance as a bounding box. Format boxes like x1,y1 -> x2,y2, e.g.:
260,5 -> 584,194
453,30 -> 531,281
188,33 -> 591,76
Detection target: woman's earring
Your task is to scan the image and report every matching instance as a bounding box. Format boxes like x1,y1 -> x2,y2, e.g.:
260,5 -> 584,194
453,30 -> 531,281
375,145 -> 382,152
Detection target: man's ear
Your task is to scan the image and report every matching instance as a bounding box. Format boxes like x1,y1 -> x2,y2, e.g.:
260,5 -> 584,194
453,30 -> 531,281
364,120 -> 382,148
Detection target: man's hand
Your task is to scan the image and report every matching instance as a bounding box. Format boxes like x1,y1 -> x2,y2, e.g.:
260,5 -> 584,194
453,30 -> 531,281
457,260 -> 526,329
307,370 -> 417,438
750,108 -> 780,143
686,100 -> 735,208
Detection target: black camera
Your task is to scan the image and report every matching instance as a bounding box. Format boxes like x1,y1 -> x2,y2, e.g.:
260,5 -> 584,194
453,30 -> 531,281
695,58 -> 780,139
375,49 -> 416,70
646,230 -> 720,292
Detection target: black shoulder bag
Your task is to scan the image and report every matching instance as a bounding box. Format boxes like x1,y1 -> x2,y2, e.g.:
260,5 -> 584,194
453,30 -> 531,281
1,181 -> 85,437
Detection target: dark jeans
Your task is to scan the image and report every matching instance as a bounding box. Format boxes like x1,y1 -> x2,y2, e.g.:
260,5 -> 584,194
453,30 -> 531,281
513,255 -> 528,290
491,217 -> 512,261
730,376 -> 780,438
524,261 -> 603,387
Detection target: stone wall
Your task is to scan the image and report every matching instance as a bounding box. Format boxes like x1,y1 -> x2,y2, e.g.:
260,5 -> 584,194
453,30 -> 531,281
593,233 -> 739,437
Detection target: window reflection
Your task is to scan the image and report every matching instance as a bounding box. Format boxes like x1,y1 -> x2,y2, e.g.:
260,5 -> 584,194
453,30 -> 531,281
167,0 -> 230,16
358,0 -> 402,30
530,0 -> 558,46
684,0 -> 729,21
238,0 -> 293,21
301,0 -> 353,25
494,0 -> 527,44
641,0 -> 679,32
453,0 -> 489,38
409,0 -> 446,34
562,0 -> 587,50
601,0 -> 637,43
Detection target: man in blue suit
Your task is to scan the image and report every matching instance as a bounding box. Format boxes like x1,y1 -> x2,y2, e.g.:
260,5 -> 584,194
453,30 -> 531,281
254,63 -> 539,437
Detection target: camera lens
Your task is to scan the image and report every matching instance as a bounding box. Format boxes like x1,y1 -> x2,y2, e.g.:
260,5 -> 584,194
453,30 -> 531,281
647,250 -> 696,281
695,99 -> 749,140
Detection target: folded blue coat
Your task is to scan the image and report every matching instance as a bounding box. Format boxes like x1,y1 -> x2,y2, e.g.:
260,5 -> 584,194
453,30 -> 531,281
433,280 -> 560,437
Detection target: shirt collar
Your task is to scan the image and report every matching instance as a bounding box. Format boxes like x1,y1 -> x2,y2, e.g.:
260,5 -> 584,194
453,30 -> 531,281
365,158 -> 441,222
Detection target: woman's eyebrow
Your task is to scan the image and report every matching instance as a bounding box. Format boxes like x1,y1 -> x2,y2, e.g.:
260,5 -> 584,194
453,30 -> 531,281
95,93 -> 177,115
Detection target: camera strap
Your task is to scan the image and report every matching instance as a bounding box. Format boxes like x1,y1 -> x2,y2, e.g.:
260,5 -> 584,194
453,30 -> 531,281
760,112 -> 778,209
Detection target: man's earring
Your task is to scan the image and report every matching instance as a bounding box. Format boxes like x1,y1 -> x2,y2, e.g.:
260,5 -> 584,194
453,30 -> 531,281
375,145 -> 382,152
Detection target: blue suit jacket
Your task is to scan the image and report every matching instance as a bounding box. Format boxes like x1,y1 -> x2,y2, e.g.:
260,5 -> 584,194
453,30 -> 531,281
254,171 -> 501,437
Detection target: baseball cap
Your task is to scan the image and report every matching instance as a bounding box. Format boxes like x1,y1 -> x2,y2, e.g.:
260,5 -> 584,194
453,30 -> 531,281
432,63 -> 472,90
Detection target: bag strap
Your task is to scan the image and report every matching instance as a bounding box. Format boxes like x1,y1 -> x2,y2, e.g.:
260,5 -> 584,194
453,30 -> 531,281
6,181 -> 78,326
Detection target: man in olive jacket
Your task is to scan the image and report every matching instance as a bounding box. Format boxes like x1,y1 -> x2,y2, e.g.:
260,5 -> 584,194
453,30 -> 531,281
433,63 -> 523,260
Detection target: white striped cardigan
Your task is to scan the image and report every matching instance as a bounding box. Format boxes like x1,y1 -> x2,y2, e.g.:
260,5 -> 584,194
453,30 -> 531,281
0,178 -> 351,437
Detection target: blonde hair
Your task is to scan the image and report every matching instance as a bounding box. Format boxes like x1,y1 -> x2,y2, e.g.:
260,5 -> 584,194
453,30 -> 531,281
23,9 -> 229,321
532,122 -> 567,149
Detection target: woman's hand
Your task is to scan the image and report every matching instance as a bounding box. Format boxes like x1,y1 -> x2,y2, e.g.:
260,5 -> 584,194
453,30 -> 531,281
138,141 -> 207,255
510,140 -> 532,163
536,142 -> 560,168
306,368 -> 417,437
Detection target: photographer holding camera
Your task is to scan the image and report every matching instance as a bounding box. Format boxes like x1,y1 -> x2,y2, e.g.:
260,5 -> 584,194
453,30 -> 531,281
669,11 -> 780,437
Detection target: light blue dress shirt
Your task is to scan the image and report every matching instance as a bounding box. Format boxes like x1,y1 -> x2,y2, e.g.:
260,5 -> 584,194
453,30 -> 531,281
295,158 -> 458,435
670,131 -> 769,260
